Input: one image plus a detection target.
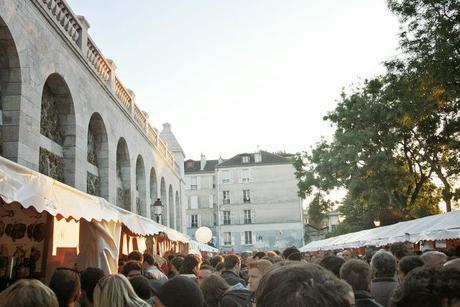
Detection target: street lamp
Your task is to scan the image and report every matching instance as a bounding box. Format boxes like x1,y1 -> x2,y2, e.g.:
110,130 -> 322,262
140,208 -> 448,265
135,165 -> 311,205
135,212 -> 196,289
151,198 -> 163,224
373,219 -> 381,227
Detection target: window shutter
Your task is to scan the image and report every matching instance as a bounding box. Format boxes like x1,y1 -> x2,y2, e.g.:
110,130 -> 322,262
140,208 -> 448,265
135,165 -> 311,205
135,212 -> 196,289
218,211 -> 223,225
251,231 -> 255,244
186,215 -> 191,228
198,215 -> 202,227
231,233 -> 235,246
240,232 -> 245,245
251,210 -> 256,224
185,177 -> 191,190
197,177 -> 201,190
209,195 -> 213,208
230,211 -> 236,225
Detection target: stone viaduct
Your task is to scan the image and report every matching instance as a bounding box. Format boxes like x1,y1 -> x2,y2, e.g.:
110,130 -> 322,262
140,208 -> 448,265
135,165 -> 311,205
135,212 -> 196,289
0,0 -> 186,231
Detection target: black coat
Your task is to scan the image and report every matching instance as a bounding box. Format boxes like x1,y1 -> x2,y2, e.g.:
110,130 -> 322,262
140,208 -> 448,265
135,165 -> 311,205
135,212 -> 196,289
354,290 -> 384,307
221,270 -> 247,287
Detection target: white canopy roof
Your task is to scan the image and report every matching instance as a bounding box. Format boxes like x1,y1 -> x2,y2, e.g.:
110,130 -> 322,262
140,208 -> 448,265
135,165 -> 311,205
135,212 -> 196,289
189,239 -> 219,253
300,209 -> 460,252
0,156 -> 189,243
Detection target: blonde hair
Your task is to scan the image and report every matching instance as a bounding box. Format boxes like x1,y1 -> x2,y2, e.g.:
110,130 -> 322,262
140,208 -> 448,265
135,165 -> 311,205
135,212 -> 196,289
0,279 -> 58,307
248,259 -> 272,274
93,274 -> 150,307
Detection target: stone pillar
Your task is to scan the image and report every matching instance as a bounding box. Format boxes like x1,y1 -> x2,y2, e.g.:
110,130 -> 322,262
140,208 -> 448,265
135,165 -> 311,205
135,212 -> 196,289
76,16 -> 90,55
107,59 -> 117,92
127,88 -> 135,115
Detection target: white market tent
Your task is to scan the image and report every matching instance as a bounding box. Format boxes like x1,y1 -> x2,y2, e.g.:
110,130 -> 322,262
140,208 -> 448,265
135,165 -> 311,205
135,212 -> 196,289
300,209 -> 460,252
189,239 -> 219,253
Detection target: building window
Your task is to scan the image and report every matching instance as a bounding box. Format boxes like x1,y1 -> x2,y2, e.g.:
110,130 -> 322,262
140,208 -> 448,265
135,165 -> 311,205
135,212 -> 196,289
191,215 -> 198,228
243,190 -> 250,203
222,171 -> 231,184
224,232 -> 232,245
255,153 -> 262,163
223,211 -> 231,225
191,176 -> 197,190
244,231 -> 253,245
223,191 -> 230,204
241,169 -> 251,183
244,210 -> 252,224
242,156 -> 250,163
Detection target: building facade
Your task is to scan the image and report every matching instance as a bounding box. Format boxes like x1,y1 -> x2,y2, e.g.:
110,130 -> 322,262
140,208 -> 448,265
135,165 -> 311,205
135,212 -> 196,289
185,151 -> 304,252
0,0 -> 185,231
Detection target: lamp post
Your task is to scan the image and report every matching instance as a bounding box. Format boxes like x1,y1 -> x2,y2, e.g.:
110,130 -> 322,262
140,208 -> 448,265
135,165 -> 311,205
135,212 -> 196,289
152,198 -> 163,224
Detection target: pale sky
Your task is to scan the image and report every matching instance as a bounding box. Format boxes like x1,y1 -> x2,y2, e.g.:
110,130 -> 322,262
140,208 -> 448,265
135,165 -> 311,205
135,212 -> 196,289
67,0 -> 401,160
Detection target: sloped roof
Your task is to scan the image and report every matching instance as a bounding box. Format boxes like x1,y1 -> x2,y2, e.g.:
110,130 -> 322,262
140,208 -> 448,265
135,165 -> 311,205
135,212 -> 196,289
184,159 -> 220,174
217,151 -> 291,168
159,123 -> 184,153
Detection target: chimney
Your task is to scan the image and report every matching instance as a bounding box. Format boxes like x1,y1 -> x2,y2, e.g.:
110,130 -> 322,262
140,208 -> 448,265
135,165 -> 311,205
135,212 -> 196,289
218,156 -> 223,164
200,154 -> 206,170
255,146 -> 262,163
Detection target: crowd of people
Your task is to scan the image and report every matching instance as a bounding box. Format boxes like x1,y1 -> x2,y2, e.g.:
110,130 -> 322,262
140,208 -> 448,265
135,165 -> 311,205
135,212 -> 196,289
0,243 -> 459,307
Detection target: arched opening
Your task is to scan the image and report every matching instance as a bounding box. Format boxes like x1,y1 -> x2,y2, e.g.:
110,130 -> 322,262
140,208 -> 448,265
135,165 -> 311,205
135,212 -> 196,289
169,185 -> 175,229
116,138 -> 131,210
0,17 -> 21,161
136,155 -> 146,217
175,191 -> 181,231
150,168 -> 158,220
39,73 -> 76,186
86,113 -> 108,199
160,177 -> 166,226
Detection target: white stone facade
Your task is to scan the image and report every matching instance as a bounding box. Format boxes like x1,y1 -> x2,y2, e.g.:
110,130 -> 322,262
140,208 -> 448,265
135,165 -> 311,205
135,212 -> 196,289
0,0 -> 185,231
185,152 -> 304,252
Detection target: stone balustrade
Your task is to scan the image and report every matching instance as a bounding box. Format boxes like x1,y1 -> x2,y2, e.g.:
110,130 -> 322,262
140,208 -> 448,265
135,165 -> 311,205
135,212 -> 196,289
33,0 -> 179,174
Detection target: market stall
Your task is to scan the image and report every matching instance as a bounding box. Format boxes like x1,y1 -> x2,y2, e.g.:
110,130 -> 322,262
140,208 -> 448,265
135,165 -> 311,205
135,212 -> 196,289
300,210 -> 460,252
0,155 -> 189,288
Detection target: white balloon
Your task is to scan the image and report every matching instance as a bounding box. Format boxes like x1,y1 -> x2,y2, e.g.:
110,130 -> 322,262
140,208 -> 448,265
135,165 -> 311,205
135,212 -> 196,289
195,226 -> 213,243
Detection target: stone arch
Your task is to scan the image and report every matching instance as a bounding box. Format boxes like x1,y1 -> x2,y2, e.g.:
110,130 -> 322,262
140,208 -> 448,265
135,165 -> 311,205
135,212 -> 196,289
86,113 -> 109,200
135,155 -> 146,216
168,185 -> 174,229
160,177 -> 166,226
0,17 -> 21,161
39,73 -> 76,186
175,190 -> 181,231
116,138 -> 131,210
149,168 -> 158,219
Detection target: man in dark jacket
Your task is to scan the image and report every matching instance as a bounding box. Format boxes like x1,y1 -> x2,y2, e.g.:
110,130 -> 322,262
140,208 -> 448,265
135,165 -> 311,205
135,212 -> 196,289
340,259 -> 383,307
221,255 -> 247,287
370,251 -> 398,307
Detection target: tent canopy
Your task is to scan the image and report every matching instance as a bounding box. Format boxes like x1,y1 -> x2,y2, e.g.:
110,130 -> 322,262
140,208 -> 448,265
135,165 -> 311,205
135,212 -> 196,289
189,239 -> 219,253
300,210 -> 460,252
0,156 -> 188,243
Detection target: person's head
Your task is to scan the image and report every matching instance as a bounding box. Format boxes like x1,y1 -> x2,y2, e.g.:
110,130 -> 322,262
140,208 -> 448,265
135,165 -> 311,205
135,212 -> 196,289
223,254 -> 241,272
129,275 -> 154,301
421,251 -> 448,267
341,250 -> 352,262
156,276 -> 204,307
209,255 -> 224,268
398,256 -> 424,282
0,279 -> 58,307
200,274 -> 230,307
340,259 -> 371,292
255,262 -> 354,307
266,251 -> 276,258
370,250 -> 396,278
170,255 -> 184,274
248,259 -> 272,293
122,261 -> 143,278
80,267 -> 105,306
197,264 -> 215,286
49,268 -> 81,307
93,274 -> 149,307
180,254 -> 201,275
390,242 -> 410,262
320,256 -> 346,278
392,266 -> 460,307
215,262 -> 224,273
253,252 -> 266,260
444,258 -> 460,270
282,246 -> 301,261
142,253 -> 156,269
128,251 -> 144,263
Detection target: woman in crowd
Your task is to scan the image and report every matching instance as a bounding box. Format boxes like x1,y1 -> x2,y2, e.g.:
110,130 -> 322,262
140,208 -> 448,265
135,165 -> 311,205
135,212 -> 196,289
0,279 -> 59,307
93,274 -> 150,307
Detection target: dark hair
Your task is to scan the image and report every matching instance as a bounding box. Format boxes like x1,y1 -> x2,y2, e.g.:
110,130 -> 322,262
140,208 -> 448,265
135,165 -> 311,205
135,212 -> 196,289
180,254 -> 200,275
210,255 -> 224,268
392,267 -> 460,307
200,274 -> 230,306
80,267 -> 105,303
390,242 -> 409,260
129,275 -> 154,301
170,255 -> 185,272
200,264 -> 215,272
398,256 -> 424,276
282,246 -> 301,260
254,252 -> 266,259
223,255 -> 241,270
340,259 -> 371,291
143,253 -> 155,266
49,268 -> 81,307
127,251 -> 143,262
256,262 -> 352,307
121,261 -> 143,277
320,256 -> 345,278
215,262 -> 224,272
158,276 -> 204,307
371,250 -> 396,277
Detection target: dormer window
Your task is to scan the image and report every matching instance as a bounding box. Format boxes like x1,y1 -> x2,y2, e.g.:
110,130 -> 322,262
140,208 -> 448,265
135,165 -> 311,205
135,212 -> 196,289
254,153 -> 262,163
242,156 -> 250,163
